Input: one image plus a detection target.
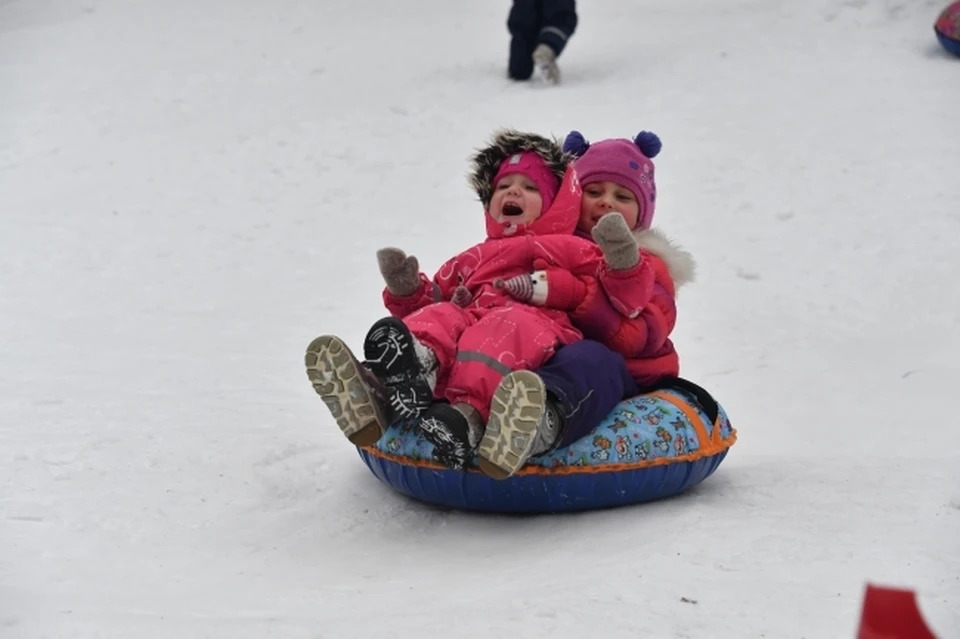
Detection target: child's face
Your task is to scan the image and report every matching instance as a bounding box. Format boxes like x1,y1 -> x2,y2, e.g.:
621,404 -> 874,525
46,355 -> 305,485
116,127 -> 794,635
488,173 -> 543,226
578,181 -> 640,232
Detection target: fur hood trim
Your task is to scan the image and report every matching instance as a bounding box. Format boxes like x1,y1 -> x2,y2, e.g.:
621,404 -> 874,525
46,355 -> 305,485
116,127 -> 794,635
635,227 -> 696,290
468,129 -> 571,206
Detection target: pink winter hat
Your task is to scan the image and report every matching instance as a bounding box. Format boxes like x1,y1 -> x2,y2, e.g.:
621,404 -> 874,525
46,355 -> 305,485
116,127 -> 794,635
563,130 -> 662,229
491,151 -> 559,212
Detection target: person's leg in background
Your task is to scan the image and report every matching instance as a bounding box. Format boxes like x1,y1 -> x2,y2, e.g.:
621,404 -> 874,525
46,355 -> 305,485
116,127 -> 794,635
507,0 -> 540,80
532,0 -> 577,84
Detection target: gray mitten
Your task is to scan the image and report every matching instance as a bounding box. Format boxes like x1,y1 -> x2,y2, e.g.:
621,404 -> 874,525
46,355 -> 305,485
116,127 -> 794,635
592,213 -> 639,270
376,247 -> 421,296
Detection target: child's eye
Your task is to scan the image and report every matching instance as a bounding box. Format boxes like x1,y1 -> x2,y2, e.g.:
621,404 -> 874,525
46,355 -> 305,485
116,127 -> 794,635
616,194 -> 632,201
524,185 -> 539,191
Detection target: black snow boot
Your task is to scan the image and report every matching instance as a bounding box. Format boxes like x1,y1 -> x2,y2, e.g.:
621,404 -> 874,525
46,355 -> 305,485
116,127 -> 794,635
363,317 -> 437,421
418,403 -> 484,471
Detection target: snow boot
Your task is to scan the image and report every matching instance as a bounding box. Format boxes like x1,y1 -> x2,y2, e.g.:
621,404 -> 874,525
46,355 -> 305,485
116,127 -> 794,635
419,402 -> 484,471
305,335 -> 390,447
477,370 -> 564,479
532,43 -> 560,86
363,317 -> 438,421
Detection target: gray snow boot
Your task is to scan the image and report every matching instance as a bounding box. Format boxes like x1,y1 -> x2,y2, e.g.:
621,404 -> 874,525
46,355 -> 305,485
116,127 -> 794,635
477,370 -> 563,480
532,43 -> 560,86
305,335 -> 390,447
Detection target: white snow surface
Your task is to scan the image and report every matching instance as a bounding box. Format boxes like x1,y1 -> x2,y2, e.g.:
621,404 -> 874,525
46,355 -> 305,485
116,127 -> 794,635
2,0 -> 959,636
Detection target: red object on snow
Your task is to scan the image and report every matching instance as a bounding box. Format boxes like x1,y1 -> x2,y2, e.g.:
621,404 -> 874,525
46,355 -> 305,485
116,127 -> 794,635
856,584 -> 937,639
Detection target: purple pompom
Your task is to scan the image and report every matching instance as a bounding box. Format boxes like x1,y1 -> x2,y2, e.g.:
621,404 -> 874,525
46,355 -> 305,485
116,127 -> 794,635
634,131 -> 662,158
563,130 -> 590,157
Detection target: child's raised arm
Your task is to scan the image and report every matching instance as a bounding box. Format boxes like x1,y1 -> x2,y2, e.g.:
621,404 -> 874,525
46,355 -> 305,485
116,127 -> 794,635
591,213 -> 654,319
377,247 -> 438,318
377,247 -> 422,296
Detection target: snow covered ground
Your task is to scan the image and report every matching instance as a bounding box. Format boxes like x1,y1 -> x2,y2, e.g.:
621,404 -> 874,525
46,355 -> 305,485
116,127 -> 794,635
2,0 -> 958,636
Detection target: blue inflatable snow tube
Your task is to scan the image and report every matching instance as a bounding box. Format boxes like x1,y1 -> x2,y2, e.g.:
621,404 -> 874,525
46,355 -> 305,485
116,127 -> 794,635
937,31 -> 960,56
357,379 -> 737,513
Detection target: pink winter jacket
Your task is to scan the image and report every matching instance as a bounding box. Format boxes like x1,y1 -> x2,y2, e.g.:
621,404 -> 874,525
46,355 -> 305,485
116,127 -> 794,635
524,227 -> 695,388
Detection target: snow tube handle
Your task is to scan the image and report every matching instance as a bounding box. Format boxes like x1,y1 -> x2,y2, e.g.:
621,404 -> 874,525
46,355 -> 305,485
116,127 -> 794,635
651,376 -> 720,425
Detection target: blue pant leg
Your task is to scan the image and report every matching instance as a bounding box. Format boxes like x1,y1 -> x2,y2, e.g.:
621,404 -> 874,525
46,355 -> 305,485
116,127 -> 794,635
507,0 -> 540,79
538,0 -> 577,56
536,340 -> 637,447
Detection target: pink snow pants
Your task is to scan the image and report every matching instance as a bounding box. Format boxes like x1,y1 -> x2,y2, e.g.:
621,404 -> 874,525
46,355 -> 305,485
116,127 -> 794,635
403,302 -> 573,420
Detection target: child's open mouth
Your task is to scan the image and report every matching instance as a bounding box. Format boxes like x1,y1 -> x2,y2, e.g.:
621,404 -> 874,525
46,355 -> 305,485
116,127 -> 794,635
502,202 -> 524,217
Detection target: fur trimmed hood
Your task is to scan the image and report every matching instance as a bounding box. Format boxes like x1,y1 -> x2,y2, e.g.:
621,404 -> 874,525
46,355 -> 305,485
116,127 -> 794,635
468,129 -> 579,240
468,129 -> 571,207
635,227 -> 696,290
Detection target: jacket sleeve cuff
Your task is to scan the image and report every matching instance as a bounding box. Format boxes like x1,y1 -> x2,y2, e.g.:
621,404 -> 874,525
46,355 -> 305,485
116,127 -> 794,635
599,261 -> 653,318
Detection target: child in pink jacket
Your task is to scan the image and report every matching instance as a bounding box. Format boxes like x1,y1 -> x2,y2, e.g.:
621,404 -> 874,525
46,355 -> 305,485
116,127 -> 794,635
500,130 -> 695,386
482,129 -> 697,478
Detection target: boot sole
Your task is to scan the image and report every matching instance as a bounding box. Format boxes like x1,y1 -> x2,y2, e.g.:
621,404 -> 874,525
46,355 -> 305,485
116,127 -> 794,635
477,370 -> 546,480
305,335 -> 387,447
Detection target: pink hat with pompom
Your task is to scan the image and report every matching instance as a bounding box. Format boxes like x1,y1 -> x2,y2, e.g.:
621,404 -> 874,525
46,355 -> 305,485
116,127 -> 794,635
563,130 -> 662,229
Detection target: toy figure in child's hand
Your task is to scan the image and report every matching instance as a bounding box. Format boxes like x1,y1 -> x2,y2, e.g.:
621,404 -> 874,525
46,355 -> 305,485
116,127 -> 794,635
495,261 -> 586,310
497,211 -> 643,312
